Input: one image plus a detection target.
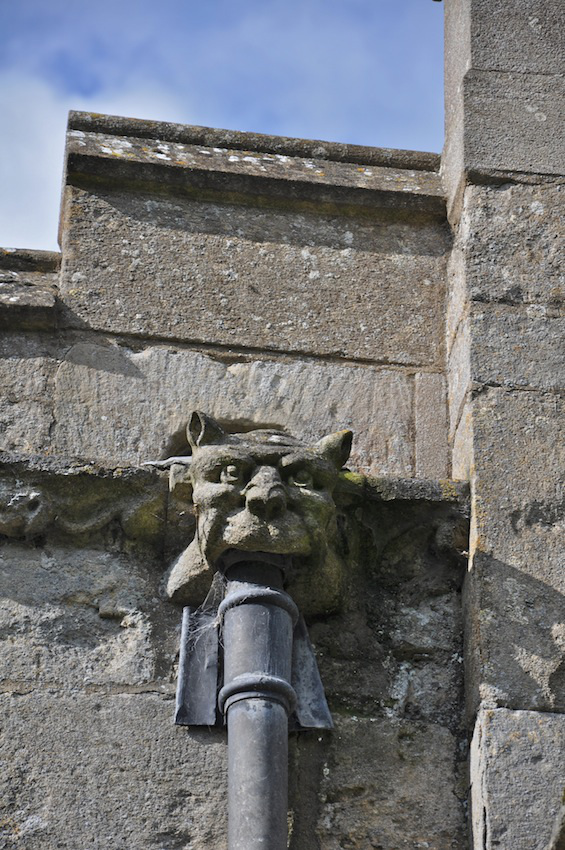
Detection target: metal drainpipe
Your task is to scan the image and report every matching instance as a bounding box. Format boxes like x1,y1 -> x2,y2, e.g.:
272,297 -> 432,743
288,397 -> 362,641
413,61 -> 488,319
217,556 -> 298,850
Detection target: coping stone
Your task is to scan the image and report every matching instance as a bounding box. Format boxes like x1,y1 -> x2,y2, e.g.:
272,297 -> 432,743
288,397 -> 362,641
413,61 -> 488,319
68,111 -> 441,172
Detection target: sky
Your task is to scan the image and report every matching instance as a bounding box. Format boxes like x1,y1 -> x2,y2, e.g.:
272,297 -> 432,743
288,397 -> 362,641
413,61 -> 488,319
0,0 -> 444,252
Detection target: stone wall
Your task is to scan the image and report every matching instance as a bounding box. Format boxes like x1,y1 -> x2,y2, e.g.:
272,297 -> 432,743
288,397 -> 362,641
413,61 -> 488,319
0,455 -> 469,849
1,4 -> 563,843
0,113 -> 471,849
444,1 -> 565,847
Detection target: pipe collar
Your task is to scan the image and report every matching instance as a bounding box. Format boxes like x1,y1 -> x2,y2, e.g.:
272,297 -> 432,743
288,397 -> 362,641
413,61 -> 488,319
219,673 -> 297,716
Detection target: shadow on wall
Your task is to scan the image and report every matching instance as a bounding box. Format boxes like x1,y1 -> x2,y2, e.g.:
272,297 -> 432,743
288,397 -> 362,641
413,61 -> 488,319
464,551 -> 565,716
72,181 -> 451,257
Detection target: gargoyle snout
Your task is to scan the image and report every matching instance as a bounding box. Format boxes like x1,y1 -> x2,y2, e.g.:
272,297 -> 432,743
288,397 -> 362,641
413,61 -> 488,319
244,466 -> 287,520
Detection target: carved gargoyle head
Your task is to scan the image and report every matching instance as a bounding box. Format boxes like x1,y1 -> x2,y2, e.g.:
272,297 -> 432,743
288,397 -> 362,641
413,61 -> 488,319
165,412 -> 352,616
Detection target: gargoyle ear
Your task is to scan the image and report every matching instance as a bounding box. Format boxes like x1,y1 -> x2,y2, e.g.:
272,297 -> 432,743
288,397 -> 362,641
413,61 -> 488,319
187,411 -> 226,449
314,429 -> 353,469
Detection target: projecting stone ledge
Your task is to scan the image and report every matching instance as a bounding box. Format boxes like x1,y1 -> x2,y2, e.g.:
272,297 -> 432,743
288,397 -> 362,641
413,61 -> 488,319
0,248 -> 60,329
63,111 -> 445,219
0,451 -> 468,553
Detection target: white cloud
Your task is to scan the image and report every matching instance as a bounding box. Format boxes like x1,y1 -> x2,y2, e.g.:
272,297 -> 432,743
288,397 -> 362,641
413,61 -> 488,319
0,72 -> 198,250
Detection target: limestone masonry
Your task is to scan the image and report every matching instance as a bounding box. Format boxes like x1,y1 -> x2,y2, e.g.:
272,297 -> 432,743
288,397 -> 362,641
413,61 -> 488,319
0,1 -> 563,848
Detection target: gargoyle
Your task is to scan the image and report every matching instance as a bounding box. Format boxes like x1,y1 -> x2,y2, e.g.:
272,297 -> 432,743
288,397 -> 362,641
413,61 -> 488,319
164,411 -> 352,617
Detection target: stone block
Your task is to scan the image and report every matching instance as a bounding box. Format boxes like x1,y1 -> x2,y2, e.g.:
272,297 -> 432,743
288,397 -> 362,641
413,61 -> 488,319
0,335 -> 57,455
472,388 -> 565,566
414,372 -> 448,478
469,0 -> 565,76
442,0 -> 470,211
314,716 -> 466,849
464,182 -> 564,308
465,388 -> 565,713
65,125 -> 444,210
470,303 -> 565,391
443,1 -> 565,208
0,543 -> 178,689
0,272 -> 57,330
470,708 -> 565,850
464,551 -> 565,715
59,184 -> 448,366
0,248 -> 60,329
51,342 -> 415,475
0,691 -> 228,849
463,69 -> 564,177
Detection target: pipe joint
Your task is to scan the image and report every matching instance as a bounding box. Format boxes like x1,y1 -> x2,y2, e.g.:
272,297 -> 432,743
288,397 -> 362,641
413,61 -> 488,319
218,673 -> 297,716
218,586 -> 299,625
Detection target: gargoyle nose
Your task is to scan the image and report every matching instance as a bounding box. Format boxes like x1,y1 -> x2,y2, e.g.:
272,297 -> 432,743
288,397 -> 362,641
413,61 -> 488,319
245,466 -> 287,520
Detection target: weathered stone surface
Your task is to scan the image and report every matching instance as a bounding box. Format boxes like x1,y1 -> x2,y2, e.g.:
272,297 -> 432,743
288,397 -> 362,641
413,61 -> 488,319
51,342 -> 416,475
0,544 -> 175,689
0,691 -> 228,850
291,484 -> 468,847
313,591 -> 464,727
451,400 -> 473,482
549,803 -> 565,850
443,1 -> 565,209
0,455 -> 169,546
464,550 -> 565,716
309,487 -> 467,726
464,182 -> 564,308
0,247 -> 60,273
465,388 -> 565,714
471,388 -> 564,567
470,708 -> 565,850
69,110 -> 441,173
446,239 -> 468,354
65,129 -> 444,212
0,273 -> 57,330
447,315 -> 471,439
0,248 -> 60,329
414,372 -> 448,478
462,70 -> 564,178
442,0 -> 469,212
470,303 -> 565,391
0,335 -> 57,455
468,0 -> 565,76
59,184 -> 448,365
314,716 -> 466,849
0,695 -> 467,850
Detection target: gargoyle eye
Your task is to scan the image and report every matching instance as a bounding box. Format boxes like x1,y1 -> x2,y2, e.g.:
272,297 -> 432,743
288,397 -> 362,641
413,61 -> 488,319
289,469 -> 313,489
220,464 -> 242,484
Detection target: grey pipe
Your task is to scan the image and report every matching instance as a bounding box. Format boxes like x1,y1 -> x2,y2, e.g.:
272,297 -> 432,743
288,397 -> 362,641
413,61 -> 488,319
218,559 -> 298,850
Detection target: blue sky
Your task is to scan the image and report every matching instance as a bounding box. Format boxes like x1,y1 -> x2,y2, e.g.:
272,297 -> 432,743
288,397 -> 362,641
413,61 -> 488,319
0,0 -> 444,251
